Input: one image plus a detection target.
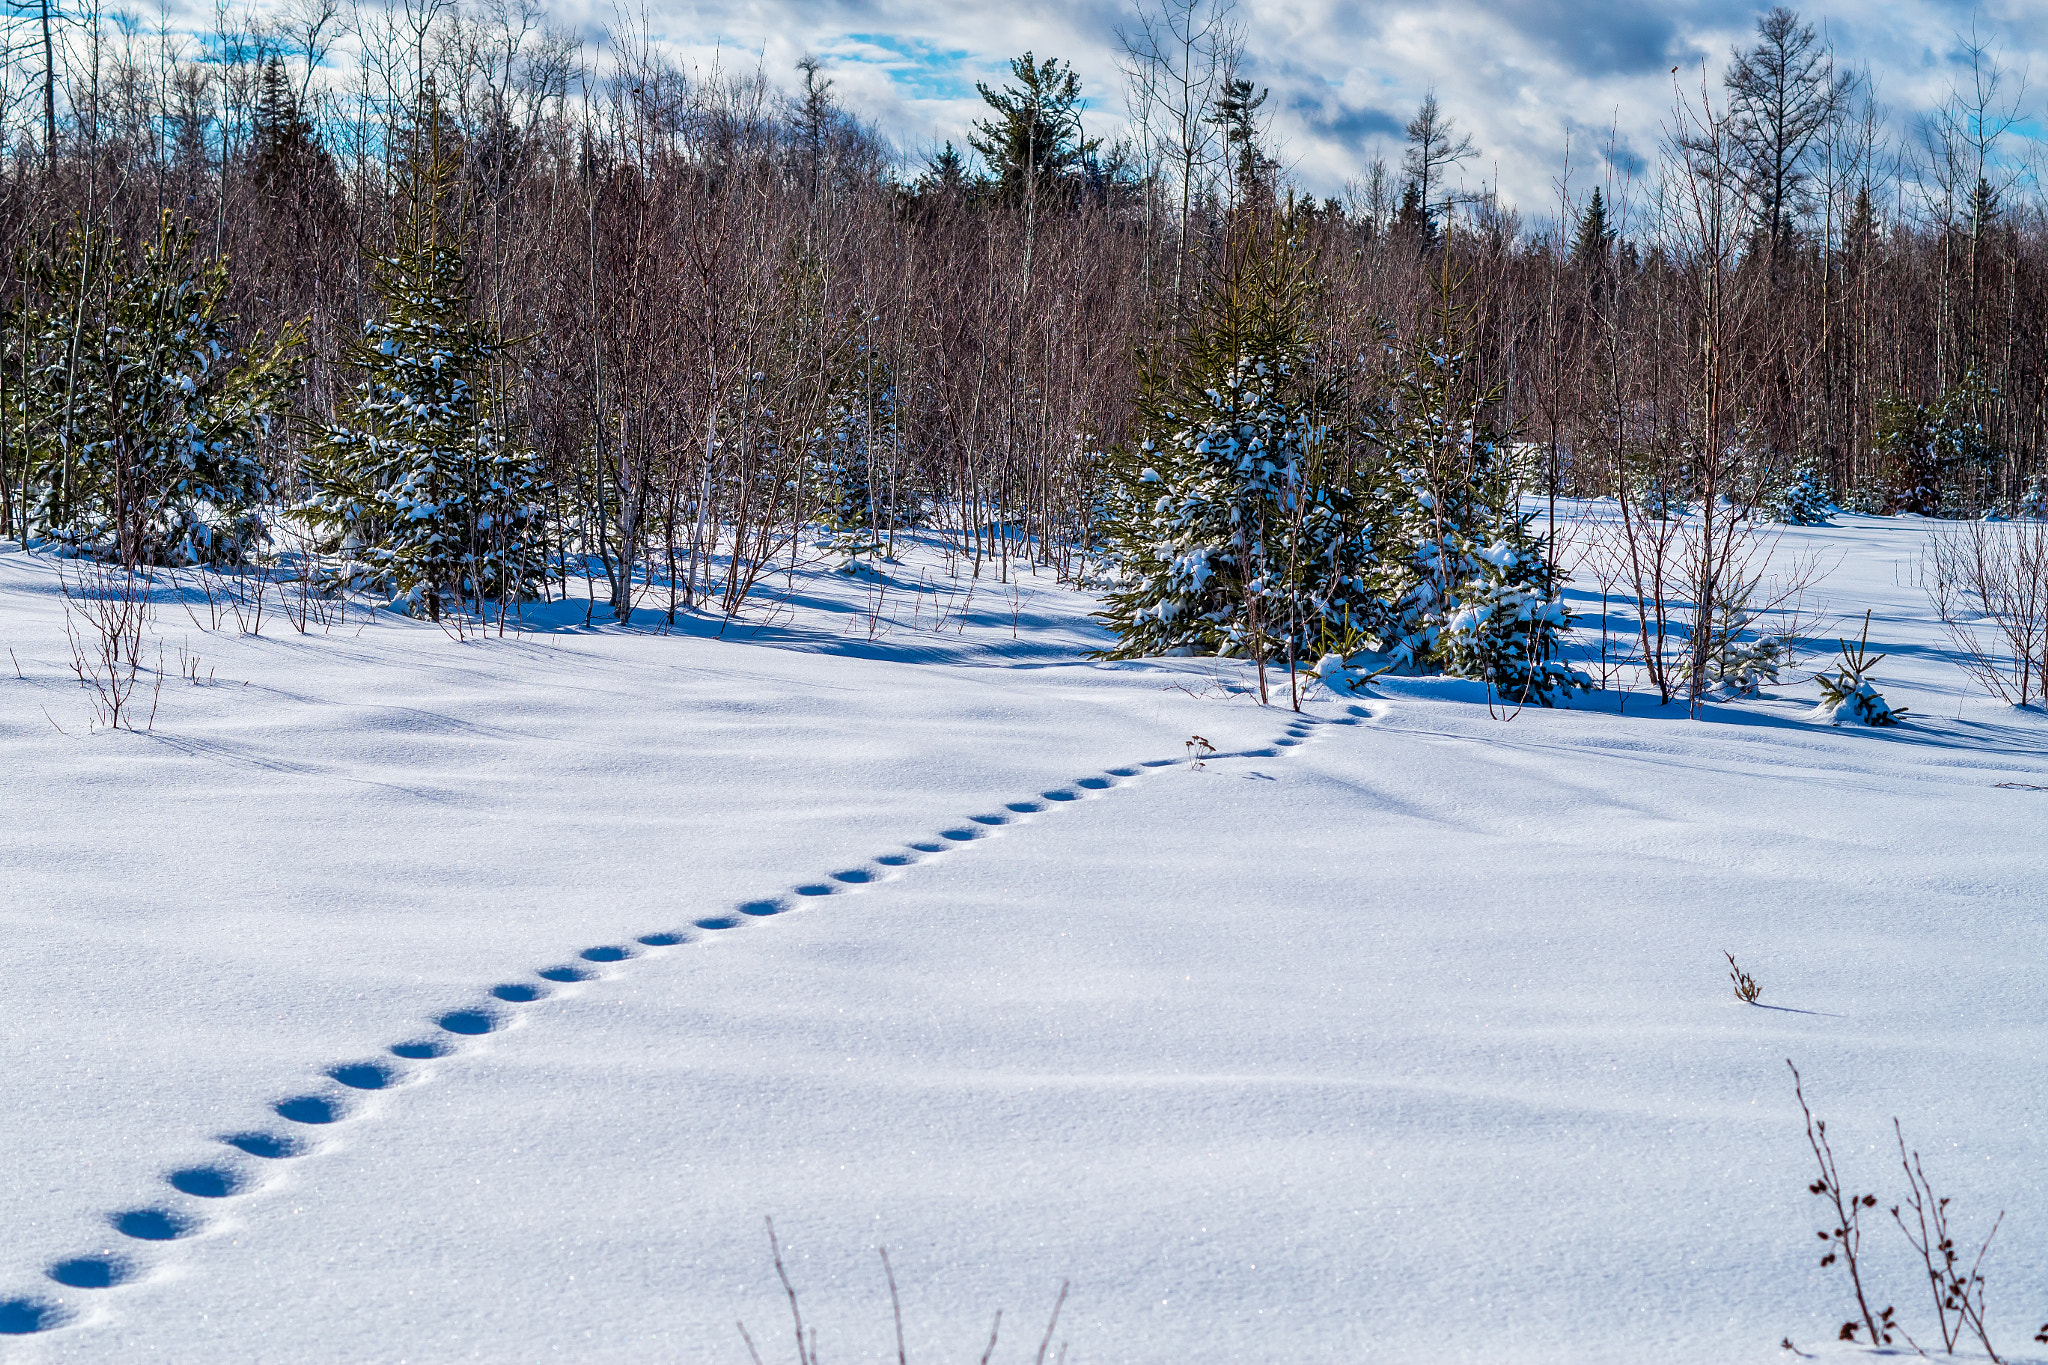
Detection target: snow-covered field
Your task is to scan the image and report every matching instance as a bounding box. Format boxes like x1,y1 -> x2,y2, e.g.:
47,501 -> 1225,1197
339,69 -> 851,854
3,512 -> 2045,1364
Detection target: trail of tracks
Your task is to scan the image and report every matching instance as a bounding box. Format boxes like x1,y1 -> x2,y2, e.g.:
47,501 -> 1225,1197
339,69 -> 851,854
0,709 -> 1360,1343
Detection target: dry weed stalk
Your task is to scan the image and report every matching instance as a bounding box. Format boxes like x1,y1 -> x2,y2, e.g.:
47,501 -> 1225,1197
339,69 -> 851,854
1890,1119 -> 2005,1362
1724,952 -> 1761,1004
736,1218 -> 1071,1365
1788,1060 -> 1894,1347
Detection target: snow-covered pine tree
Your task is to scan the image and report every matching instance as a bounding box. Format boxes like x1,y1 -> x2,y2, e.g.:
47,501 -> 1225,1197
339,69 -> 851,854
1095,229 -> 1378,680
10,212 -> 302,566
1702,585 -> 1791,697
1766,458 -> 1834,525
1375,305 -> 1582,704
1872,375 -> 1999,517
302,89 -> 546,621
2019,473 -> 2048,520
1627,462 -> 1690,521
810,349 -> 894,572
1813,611 -> 1905,726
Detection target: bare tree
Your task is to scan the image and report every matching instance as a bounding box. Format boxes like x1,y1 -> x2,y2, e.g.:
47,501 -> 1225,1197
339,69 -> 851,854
1723,6 -> 1851,257
1117,0 -> 1233,304
1401,92 -> 1475,223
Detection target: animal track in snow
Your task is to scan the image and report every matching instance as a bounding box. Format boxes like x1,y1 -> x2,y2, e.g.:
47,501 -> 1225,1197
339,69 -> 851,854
329,1062 -> 398,1090
48,1256 -> 136,1289
6,709 -> 1339,1336
111,1210 -> 196,1242
166,1168 -> 243,1199
390,1038 -> 453,1059
0,1298 -> 66,1334
222,1131 -> 305,1159
275,1095 -> 345,1125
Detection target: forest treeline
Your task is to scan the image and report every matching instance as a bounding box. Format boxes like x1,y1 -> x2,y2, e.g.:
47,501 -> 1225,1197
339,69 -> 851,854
0,0 -> 2044,623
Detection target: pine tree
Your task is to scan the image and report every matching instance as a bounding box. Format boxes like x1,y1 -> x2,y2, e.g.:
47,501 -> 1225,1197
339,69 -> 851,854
1375,309 -> 1583,704
1872,375 -> 1998,516
9,212 -> 302,565
968,54 -> 1098,199
1392,182 -> 1437,252
302,90 -> 546,620
811,348 -> 894,571
1572,188 -> 1611,263
1766,458 -> 1834,524
251,57 -> 313,191
1095,230 -> 1378,677
919,141 -> 970,199
1844,185 -> 1877,257
1572,188 -> 1615,294
1208,77 -> 1275,211
2019,473 -> 2048,520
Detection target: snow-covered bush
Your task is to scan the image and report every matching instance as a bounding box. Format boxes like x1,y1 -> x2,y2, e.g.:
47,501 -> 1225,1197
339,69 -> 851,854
1703,591 -> 1793,697
1626,466 -> 1689,521
2018,474 -> 2047,521
8,213 -> 301,566
1313,651 -> 1373,695
1873,377 -> 1999,517
302,104 -> 547,621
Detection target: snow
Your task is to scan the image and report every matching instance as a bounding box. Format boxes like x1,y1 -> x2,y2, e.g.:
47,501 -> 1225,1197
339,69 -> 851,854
3,513 -> 2046,1363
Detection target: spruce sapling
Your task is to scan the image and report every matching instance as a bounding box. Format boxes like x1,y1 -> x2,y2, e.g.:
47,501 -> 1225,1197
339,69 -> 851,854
1812,610 -> 1905,726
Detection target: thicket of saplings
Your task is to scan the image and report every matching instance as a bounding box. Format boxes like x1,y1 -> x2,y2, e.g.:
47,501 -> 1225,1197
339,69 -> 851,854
4,0 -> 2048,717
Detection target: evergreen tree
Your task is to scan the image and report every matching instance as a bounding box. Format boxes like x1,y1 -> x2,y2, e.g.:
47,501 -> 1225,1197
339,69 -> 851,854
302,93 -> 546,620
919,141 -> 970,199
1572,188 -> 1615,277
251,57 -> 312,190
1766,457 -> 1834,524
1374,315 -> 1582,704
1872,375 -> 1998,516
1392,182 -> 1437,252
1843,185 -> 1877,256
810,348 -> 894,570
969,53 -> 1098,200
1095,230 -> 1378,672
8,212 -> 302,565
1208,76 -> 1275,211
2019,472 -> 2048,520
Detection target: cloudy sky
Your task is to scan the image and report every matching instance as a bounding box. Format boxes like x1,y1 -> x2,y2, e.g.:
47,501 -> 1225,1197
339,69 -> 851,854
501,0 -> 2041,215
